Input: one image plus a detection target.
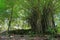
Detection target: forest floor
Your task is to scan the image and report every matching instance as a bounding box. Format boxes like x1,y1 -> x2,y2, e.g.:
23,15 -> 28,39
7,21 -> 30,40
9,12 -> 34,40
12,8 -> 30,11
0,35 -> 60,40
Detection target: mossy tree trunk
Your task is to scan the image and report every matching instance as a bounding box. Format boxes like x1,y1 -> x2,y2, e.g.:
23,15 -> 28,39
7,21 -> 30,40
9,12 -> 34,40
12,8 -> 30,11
41,1 -> 56,34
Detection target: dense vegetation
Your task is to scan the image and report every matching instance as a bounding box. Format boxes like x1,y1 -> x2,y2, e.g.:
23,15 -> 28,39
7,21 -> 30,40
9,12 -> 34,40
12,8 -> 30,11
0,0 -> 60,36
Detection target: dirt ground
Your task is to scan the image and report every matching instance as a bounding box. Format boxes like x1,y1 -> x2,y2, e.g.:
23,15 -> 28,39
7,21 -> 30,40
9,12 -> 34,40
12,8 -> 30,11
0,35 -> 60,40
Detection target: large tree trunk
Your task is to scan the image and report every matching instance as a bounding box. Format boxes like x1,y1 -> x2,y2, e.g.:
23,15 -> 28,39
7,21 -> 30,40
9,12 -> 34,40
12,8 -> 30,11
27,0 -> 42,34
41,1 -> 56,34
28,0 -> 56,35
28,7 -> 38,34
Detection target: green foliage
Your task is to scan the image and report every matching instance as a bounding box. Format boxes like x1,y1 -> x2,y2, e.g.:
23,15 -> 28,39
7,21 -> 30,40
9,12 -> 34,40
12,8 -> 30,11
47,26 -> 56,35
0,0 -> 60,35
0,0 -> 6,8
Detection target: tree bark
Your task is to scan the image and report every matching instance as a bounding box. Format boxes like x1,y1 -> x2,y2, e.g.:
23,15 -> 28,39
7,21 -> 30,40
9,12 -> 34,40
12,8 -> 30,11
8,7 -> 13,36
